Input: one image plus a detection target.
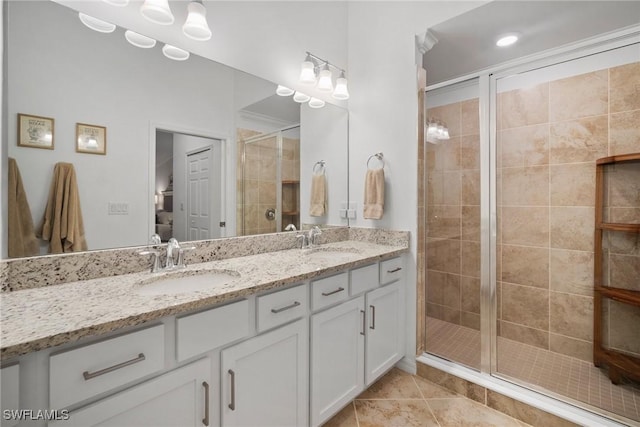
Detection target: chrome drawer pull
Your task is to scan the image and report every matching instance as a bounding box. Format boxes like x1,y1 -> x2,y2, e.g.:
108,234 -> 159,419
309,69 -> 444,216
360,310 -> 366,336
271,301 -> 301,314
228,369 -> 236,411
387,267 -> 402,273
370,305 -> 376,330
82,353 -> 145,380
202,381 -> 210,426
322,287 -> 345,297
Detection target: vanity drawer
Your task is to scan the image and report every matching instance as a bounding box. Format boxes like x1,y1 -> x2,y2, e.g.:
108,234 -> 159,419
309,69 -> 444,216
257,284 -> 308,332
311,272 -> 349,311
1,363 -> 20,427
350,263 -> 379,295
176,299 -> 249,361
380,257 -> 404,285
50,324 -> 165,409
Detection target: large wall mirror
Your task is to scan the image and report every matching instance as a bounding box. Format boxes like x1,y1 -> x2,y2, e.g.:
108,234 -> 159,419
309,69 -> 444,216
3,0 -> 349,258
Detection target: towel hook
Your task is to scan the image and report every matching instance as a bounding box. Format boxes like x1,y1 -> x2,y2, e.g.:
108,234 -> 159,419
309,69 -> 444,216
367,152 -> 384,170
313,160 -> 326,175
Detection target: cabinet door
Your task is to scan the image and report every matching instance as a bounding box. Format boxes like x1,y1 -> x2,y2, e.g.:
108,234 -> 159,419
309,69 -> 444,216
365,281 -> 404,386
51,358 -> 211,427
220,318 -> 308,427
310,296 -> 365,427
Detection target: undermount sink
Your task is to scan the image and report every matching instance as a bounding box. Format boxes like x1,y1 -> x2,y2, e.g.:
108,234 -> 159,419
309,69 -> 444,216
301,247 -> 361,262
134,269 -> 240,296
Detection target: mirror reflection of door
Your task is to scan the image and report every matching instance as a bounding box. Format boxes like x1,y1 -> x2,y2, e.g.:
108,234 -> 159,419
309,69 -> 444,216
155,131 -> 223,243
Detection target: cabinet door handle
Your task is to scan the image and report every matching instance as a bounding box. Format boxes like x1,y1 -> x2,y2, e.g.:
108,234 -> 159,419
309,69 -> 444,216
228,369 -> 236,411
202,381 -> 210,426
370,305 -> 376,330
360,310 -> 366,336
322,287 -> 345,296
387,267 -> 402,273
82,353 -> 145,380
271,301 -> 301,313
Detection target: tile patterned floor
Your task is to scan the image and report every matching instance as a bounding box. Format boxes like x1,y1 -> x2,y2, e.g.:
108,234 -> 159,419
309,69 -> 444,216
425,317 -> 640,422
322,368 -> 530,427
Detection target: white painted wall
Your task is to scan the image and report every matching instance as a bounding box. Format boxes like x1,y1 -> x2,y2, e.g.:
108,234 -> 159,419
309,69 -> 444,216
300,103 -> 349,227
346,1 -> 486,368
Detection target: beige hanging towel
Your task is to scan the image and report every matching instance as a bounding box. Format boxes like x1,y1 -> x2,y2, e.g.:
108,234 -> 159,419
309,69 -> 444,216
309,173 -> 327,217
8,157 -> 39,257
363,168 -> 385,220
38,162 -> 87,254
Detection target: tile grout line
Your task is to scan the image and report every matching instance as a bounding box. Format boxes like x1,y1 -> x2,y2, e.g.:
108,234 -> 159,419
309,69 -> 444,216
412,376 -> 443,427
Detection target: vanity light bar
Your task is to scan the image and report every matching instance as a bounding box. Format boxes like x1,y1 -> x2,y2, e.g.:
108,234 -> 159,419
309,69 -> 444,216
299,51 -> 349,100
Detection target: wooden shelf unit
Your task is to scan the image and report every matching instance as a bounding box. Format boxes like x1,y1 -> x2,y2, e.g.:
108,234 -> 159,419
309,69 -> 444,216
593,152 -> 640,385
281,180 -> 300,231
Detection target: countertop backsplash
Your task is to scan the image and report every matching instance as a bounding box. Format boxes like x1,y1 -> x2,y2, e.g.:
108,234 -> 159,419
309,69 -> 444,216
1,227 -> 408,292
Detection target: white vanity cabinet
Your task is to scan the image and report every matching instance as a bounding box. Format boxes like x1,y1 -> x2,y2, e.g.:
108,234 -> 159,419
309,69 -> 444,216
1,363 -> 20,427
220,318 -> 308,427
50,358 -> 211,427
310,258 -> 405,427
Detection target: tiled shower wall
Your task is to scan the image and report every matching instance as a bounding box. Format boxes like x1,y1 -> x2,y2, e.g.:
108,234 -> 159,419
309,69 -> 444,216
425,98 -> 481,331
236,129 -> 300,236
496,61 -> 640,363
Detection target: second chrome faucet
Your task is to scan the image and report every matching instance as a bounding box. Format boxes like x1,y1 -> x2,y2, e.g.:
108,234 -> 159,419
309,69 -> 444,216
297,226 -> 323,249
139,235 -> 195,273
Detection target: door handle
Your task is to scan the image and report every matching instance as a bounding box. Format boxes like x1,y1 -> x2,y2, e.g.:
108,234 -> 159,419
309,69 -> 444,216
202,381 -> 209,426
322,287 -> 345,296
82,353 -> 145,380
370,305 -> 376,330
228,369 -> 236,411
360,310 -> 365,336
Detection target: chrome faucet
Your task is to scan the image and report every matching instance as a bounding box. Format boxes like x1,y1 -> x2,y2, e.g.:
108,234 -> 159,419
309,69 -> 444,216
308,226 -> 323,247
165,238 -> 181,269
139,236 -> 195,272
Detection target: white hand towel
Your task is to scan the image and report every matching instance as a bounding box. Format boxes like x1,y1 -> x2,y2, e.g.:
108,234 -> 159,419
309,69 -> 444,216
363,168 -> 384,220
309,174 -> 326,217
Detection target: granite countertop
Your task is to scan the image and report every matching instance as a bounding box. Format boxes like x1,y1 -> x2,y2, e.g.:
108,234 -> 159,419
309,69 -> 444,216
0,240 -> 407,361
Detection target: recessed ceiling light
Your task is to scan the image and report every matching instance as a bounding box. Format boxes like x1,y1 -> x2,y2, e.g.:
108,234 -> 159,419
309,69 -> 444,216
496,34 -> 519,47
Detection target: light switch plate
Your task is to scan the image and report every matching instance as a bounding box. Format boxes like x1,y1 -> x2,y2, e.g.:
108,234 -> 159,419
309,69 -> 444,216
108,202 -> 129,215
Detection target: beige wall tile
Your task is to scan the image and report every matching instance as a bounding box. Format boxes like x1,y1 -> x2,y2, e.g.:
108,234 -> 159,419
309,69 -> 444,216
461,312 -> 480,330
427,238 -> 461,274
426,303 -> 444,321
486,390 -> 578,427
550,292 -> 593,341
549,70 -> 608,122
461,170 -> 480,206
428,103 -> 461,138
416,363 -> 487,404
259,156 -> 277,181
443,273 -> 461,309
502,207 -> 549,247
609,62 -> 640,113
550,116 -> 608,164
500,83 -> 549,129
499,124 -> 549,168
461,98 -> 480,136
441,306 -> 462,324
427,171 -> 461,206
501,166 -> 549,206
428,138 -> 461,171
427,205 -> 461,239
258,181 -> 276,204
461,276 -> 480,314
609,110 -> 640,156
549,249 -> 594,296
550,163 -> 595,207
427,270 -> 445,304
460,135 -> 480,170
609,208 -> 640,225
609,253 -> 640,291
502,283 -> 549,330
549,333 -> 592,362
502,245 -> 549,289
608,301 -> 640,356
461,241 -> 480,278
461,205 -> 480,242
605,230 -> 640,255
549,207 -> 594,251
499,321 -> 549,349
607,162 -> 640,208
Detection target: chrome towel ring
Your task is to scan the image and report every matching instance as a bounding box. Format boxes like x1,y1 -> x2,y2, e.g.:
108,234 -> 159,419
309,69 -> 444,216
367,152 -> 384,169
313,160 -> 326,174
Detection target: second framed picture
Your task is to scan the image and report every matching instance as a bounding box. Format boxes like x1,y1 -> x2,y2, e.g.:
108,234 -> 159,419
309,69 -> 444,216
76,123 -> 107,155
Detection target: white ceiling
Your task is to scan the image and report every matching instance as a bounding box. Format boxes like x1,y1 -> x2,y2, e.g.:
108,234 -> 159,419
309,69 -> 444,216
423,1 -> 640,86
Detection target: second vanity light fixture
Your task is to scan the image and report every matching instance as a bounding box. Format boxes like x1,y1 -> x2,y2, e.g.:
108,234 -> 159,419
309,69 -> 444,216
425,118 -> 450,143
139,0 -> 212,41
299,52 -> 349,100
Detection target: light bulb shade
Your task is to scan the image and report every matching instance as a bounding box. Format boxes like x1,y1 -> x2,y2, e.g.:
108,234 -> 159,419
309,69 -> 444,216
441,129 -> 450,140
427,122 -> 438,134
162,44 -> 190,61
102,0 -> 129,6
317,68 -> 333,92
308,97 -> 325,109
78,13 -> 116,33
299,61 -> 316,84
140,0 -> 174,25
276,85 -> 295,96
293,91 -> 310,103
183,1 -> 212,41
125,30 -> 156,48
332,77 -> 349,100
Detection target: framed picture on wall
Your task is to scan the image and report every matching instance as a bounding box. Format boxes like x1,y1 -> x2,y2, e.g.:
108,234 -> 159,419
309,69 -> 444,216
76,123 -> 107,155
17,113 -> 55,149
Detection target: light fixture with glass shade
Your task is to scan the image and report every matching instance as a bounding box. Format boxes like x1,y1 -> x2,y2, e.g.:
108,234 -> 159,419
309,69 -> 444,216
78,13 -> 116,33
308,97 -> 325,109
316,63 -> 333,92
496,33 -> 519,47
183,1 -> 212,41
102,0 -> 129,6
140,0 -> 174,25
293,91 -> 311,103
299,54 -> 317,84
426,118 -> 450,143
276,85 -> 295,96
162,44 -> 190,61
125,30 -> 157,48
332,71 -> 349,100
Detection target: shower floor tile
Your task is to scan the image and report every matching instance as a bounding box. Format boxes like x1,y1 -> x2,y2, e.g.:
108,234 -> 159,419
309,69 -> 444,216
425,317 -> 640,422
